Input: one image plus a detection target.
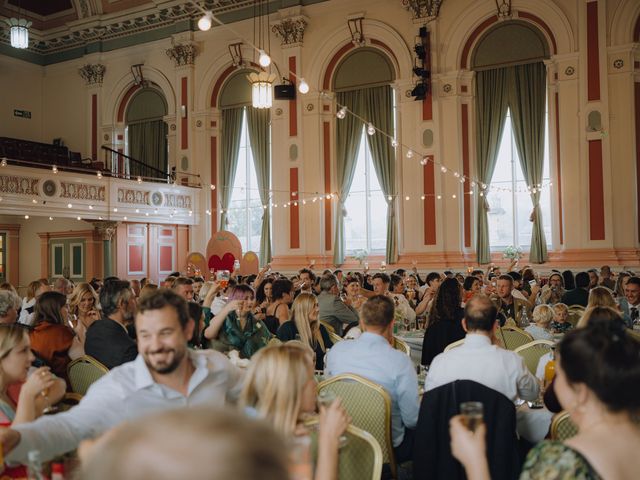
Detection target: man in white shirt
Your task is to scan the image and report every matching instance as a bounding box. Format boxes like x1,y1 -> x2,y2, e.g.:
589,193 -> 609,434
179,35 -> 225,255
325,295 -> 419,463
425,295 -> 539,403
0,289 -> 244,463
619,276 -> 640,328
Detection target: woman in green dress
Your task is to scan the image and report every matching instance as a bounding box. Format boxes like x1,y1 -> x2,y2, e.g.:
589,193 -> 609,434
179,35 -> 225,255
449,313 -> 640,479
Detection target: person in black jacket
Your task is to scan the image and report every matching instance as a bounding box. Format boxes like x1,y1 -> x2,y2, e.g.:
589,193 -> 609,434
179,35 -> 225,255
85,280 -> 138,369
560,271 -> 590,307
421,278 -> 465,365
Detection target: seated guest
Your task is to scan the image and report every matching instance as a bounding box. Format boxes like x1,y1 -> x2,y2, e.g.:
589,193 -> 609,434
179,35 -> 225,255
253,278 -> 274,322
325,295 -> 419,464
525,305 -> 554,341
537,272 -> 565,306
551,303 -> 573,333
618,276 -> 640,328
30,291 -> 83,378
68,282 -> 101,346
421,278 -> 465,366
614,271 -> 631,300
171,277 -> 194,302
462,275 -> 481,304
317,274 -> 359,336
562,269 -> 576,290
560,271 -> 590,307
139,283 -> 158,299
584,285 -> 617,313
598,265 -> 616,290
297,268 -> 316,295
0,289 -> 245,464
240,342 -> 348,480
85,280 -> 138,369
78,407 -> 290,480
449,318 -> 640,480
186,302 -> 204,349
204,285 -> 270,359
191,276 -> 204,302
52,277 -> 73,296
18,279 -> 49,327
416,272 -> 442,315
491,275 -> 530,327
0,324 -> 65,425
389,274 -> 417,328
404,274 -> 421,306
264,279 -> 294,334
130,279 -> 141,299
0,290 -> 20,325
341,274 -> 366,313
277,293 -> 333,370
425,295 -> 538,404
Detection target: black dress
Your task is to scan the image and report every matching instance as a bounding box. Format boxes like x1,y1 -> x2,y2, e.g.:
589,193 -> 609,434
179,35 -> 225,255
276,321 -> 333,370
264,303 -> 286,335
420,306 -> 465,366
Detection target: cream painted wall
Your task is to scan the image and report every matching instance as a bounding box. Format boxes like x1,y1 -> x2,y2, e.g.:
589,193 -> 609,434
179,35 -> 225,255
1,0 -> 639,271
0,214 -> 88,287
0,56 -> 43,142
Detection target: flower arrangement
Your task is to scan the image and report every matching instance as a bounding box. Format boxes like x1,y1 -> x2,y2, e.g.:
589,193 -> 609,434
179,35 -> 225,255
352,249 -> 369,265
502,245 -> 523,261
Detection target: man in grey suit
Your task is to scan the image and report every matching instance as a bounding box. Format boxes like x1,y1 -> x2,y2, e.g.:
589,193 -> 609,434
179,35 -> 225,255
317,273 -> 359,336
617,276 -> 640,328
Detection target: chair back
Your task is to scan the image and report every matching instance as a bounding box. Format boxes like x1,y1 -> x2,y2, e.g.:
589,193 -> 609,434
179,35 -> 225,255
514,340 -> 555,375
550,411 -> 579,441
67,355 -> 109,395
328,330 -> 343,345
392,336 -> 411,356
318,374 -> 396,477
497,326 -> 533,350
444,338 -> 465,352
567,306 -> 584,327
307,420 -> 383,480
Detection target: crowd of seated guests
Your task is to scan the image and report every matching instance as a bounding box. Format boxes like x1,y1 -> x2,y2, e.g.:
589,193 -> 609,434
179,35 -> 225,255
0,262 -> 636,478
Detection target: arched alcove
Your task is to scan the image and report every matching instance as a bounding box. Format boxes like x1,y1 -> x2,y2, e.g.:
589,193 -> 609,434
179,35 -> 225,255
125,87 -> 168,179
218,68 -> 253,109
333,47 -> 395,91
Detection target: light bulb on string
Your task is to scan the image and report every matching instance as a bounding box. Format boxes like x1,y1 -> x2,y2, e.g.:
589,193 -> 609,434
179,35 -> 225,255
406,149 -> 414,159
391,138 -> 398,148
258,50 -> 271,67
452,194 -> 457,199
336,107 -> 347,119
440,166 -> 447,173
420,195 -> 425,200
459,177 -> 465,183
298,78 -> 309,94
52,165 -> 58,174
97,171 -> 102,179
453,171 -> 460,178
367,123 -> 375,136
420,157 -> 428,166
197,12 -> 213,31
405,196 -> 410,201
67,203 -> 72,208
437,195 -> 442,200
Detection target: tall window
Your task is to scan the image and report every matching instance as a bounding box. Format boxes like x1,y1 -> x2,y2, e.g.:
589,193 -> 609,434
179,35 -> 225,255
227,109 -> 263,254
487,108 -> 552,248
344,128 -> 387,253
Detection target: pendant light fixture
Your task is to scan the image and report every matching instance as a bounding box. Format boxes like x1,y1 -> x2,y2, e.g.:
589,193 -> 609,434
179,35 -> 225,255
248,0 -> 274,109
5,1 -> 31,49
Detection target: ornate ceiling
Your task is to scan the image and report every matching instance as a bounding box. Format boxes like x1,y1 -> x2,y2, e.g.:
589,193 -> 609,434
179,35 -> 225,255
0,1 -> 319,64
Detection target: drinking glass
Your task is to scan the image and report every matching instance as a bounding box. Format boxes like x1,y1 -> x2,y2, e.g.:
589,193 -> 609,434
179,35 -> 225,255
460,401 -> 484,432
316,390 -> 348,448
288,435 -> 313,480
217,270 -> 230,289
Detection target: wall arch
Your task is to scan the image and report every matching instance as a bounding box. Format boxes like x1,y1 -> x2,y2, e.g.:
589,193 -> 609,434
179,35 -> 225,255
441,0 -> 574,72
610,0 -> 640,45
107,66 -> 176,125
308,18 -> 412,94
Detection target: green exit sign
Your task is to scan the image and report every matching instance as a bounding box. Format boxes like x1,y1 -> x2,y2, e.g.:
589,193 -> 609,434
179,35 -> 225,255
14,109 -> 31,119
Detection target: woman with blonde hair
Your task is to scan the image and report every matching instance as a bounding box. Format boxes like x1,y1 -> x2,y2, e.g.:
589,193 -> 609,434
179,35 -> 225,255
239,342 -> 348,480
586,286 -> 617,310
18,279 -> 49,327
276,293 -> 333,370
525,304 -> 554,341
0,324 -> 65,425
68,282 -> 101,345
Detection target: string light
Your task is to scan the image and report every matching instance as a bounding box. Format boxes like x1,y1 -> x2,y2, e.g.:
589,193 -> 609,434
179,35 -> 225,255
336,107 -> 347,119
440,166 -> 447,173
420,157 -> 427,166
52,165 -> 58,174
97,171 -> 102,179
258,50 -> 271,67
67,203 -> 72,208
298,78 -> 309,94
391,139 -> 398,148
24,215 -> 29,219
406,149 -> 414,159
367,123 -> 375,136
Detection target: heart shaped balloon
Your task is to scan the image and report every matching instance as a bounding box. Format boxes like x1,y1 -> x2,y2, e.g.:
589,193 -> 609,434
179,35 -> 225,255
208,252 -> 236,272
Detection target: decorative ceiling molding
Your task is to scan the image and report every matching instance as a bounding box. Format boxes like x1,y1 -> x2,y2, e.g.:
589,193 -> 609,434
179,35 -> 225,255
0,0 -> 258,57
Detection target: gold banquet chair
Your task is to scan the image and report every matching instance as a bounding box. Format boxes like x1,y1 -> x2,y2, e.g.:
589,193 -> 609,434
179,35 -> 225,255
514,340 -> 555,376
550,411 -> 579,441
498,326 -> 533,350
67,355 -> 109,396
392,336 -> 411,357
306,419 -> 383,480
444,338 -> 465,352
567,306 -> 585,327
318,374 -> 397,478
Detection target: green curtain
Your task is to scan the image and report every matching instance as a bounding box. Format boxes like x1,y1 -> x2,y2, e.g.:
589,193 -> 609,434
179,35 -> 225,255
507,62 -> 548,263
246,107 -> 272,266
219,107 -> 244,230
362,85 -> 397,264
475,68 -> 510,264
333,90 -> 365,265
127,119 -> 167,179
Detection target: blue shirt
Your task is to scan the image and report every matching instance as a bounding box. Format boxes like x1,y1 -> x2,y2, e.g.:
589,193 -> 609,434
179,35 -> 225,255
325,332 -> 419,446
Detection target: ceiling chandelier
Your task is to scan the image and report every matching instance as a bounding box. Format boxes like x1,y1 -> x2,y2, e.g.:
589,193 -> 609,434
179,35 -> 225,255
249,0 -> 273,109
5,17 -> 31,49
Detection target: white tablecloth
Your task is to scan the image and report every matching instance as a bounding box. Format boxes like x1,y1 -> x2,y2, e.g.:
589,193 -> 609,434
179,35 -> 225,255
396,331 -> 424,364
516,404 -> 553,443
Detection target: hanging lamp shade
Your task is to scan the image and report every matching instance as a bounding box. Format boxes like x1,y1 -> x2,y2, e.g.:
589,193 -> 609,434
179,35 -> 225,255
247,71 -> 276,109
5,18 -> 31,49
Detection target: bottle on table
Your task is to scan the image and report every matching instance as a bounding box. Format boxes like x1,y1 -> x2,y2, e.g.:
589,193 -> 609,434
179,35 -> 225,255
520,306 -> 530,327
544,350 -> 556,389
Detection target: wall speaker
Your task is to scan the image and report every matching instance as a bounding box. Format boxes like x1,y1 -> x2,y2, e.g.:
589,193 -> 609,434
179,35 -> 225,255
274,84 -> 296,100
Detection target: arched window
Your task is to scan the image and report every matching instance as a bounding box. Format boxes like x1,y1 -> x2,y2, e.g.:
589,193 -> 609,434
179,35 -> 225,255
332,47 -> 397,264
218,70 -> 271,264
125,88 -> 168,179
472,21 -> 552,263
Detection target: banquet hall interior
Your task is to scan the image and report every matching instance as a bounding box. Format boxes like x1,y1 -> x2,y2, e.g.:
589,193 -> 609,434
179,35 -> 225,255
0,0 -> 639,479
